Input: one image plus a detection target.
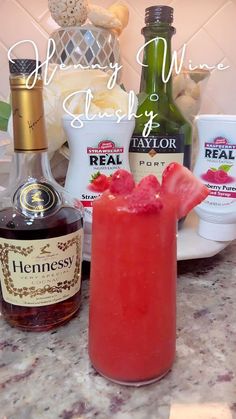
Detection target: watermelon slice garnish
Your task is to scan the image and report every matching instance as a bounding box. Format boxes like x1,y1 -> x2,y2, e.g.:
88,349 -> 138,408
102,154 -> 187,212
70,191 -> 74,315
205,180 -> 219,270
161,162 -> 209,219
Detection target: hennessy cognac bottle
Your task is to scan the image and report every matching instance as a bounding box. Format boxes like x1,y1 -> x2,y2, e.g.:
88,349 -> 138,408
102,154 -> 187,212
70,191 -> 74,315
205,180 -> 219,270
0,59 -> 83,331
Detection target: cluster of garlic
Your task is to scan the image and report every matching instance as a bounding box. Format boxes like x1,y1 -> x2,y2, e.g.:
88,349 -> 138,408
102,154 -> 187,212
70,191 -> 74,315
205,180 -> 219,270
173,70 -> 209,122
48,0 -> 129,35
88,2 -> 129,35
48,0 -> 89,27
172,70 -> 210,165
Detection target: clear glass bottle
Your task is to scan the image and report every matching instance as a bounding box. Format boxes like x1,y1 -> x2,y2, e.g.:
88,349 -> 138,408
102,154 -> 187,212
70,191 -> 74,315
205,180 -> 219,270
0,59 -> 83,331
129,5 -> 192,183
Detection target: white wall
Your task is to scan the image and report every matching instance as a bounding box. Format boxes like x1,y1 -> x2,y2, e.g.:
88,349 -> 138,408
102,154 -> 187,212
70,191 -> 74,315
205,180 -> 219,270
0,0 -> 236,114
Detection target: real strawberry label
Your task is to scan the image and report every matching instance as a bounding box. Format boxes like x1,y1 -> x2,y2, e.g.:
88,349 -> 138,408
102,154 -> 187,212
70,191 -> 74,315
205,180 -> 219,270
87,140 -> 124,167
79,139 -> 129,225
63,116 -> 136,260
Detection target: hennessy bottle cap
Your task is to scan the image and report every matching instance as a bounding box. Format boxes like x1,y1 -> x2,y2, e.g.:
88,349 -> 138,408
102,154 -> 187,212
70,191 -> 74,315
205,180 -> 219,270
9,59 -> 42,75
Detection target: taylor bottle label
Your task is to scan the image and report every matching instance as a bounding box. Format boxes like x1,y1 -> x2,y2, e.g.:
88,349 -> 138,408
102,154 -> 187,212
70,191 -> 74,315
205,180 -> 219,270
129,134 -> 184,182
0,230 -> 83,307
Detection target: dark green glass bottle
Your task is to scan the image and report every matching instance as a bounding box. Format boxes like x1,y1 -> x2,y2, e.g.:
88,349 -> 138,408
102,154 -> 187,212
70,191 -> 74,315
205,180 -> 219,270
129,5 -> 192,182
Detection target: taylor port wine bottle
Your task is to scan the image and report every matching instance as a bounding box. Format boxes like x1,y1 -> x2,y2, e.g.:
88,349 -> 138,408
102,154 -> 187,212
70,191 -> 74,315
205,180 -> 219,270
0,59 -> 84,331
129,5 -> 192,182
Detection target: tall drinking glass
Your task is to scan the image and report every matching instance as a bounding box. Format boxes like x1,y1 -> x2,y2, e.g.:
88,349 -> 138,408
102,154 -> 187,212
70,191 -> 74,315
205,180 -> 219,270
89,190 -> 177,386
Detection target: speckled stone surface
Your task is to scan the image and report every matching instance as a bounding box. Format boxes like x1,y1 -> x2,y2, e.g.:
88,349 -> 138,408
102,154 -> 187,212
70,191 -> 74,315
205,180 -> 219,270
0,242 -> 236,419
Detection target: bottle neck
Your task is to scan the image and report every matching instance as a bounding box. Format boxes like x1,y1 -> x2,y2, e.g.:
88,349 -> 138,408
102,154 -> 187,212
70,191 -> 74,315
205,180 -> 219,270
140,24 -> 175,97
12,151 -> 53,185
10,75 -> 48,152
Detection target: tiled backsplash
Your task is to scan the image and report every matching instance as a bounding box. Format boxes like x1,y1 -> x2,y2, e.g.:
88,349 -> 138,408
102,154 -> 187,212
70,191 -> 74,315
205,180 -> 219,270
0,0 -> 236,115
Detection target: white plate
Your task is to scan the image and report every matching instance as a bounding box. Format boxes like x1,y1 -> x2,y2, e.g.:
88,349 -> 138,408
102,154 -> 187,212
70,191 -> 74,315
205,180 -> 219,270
177,211 -> 230,260
83,211 -> 231,262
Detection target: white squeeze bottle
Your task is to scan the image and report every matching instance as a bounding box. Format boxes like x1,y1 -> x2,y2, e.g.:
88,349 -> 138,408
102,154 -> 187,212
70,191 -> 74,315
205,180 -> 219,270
194,115 -> 236,241
63,115 -> 135,259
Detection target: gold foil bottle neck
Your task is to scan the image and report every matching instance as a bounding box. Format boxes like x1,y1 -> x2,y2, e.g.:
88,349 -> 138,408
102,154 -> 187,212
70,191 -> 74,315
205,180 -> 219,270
10,76 -> 48,152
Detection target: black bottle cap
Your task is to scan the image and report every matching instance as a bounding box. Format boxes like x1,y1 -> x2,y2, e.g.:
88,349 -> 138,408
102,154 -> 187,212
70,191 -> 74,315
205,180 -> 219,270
9,59 -> 42,75
145,5 -> 174,25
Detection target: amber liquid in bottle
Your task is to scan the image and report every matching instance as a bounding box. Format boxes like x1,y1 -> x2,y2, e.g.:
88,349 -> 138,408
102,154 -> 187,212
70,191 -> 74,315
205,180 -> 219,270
0,59 -> 84,331
0,207 -> 82,331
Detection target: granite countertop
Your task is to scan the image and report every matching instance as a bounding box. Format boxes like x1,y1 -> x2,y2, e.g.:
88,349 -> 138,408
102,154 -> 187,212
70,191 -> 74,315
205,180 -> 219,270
0,242 -> 236,419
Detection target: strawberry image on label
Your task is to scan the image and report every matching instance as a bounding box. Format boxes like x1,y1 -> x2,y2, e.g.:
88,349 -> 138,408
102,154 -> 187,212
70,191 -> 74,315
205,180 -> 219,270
88,172 -> 111,193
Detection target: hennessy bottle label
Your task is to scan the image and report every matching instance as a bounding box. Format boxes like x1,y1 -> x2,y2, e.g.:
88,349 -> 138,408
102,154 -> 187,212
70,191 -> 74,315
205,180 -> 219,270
0,230 -> 83,307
